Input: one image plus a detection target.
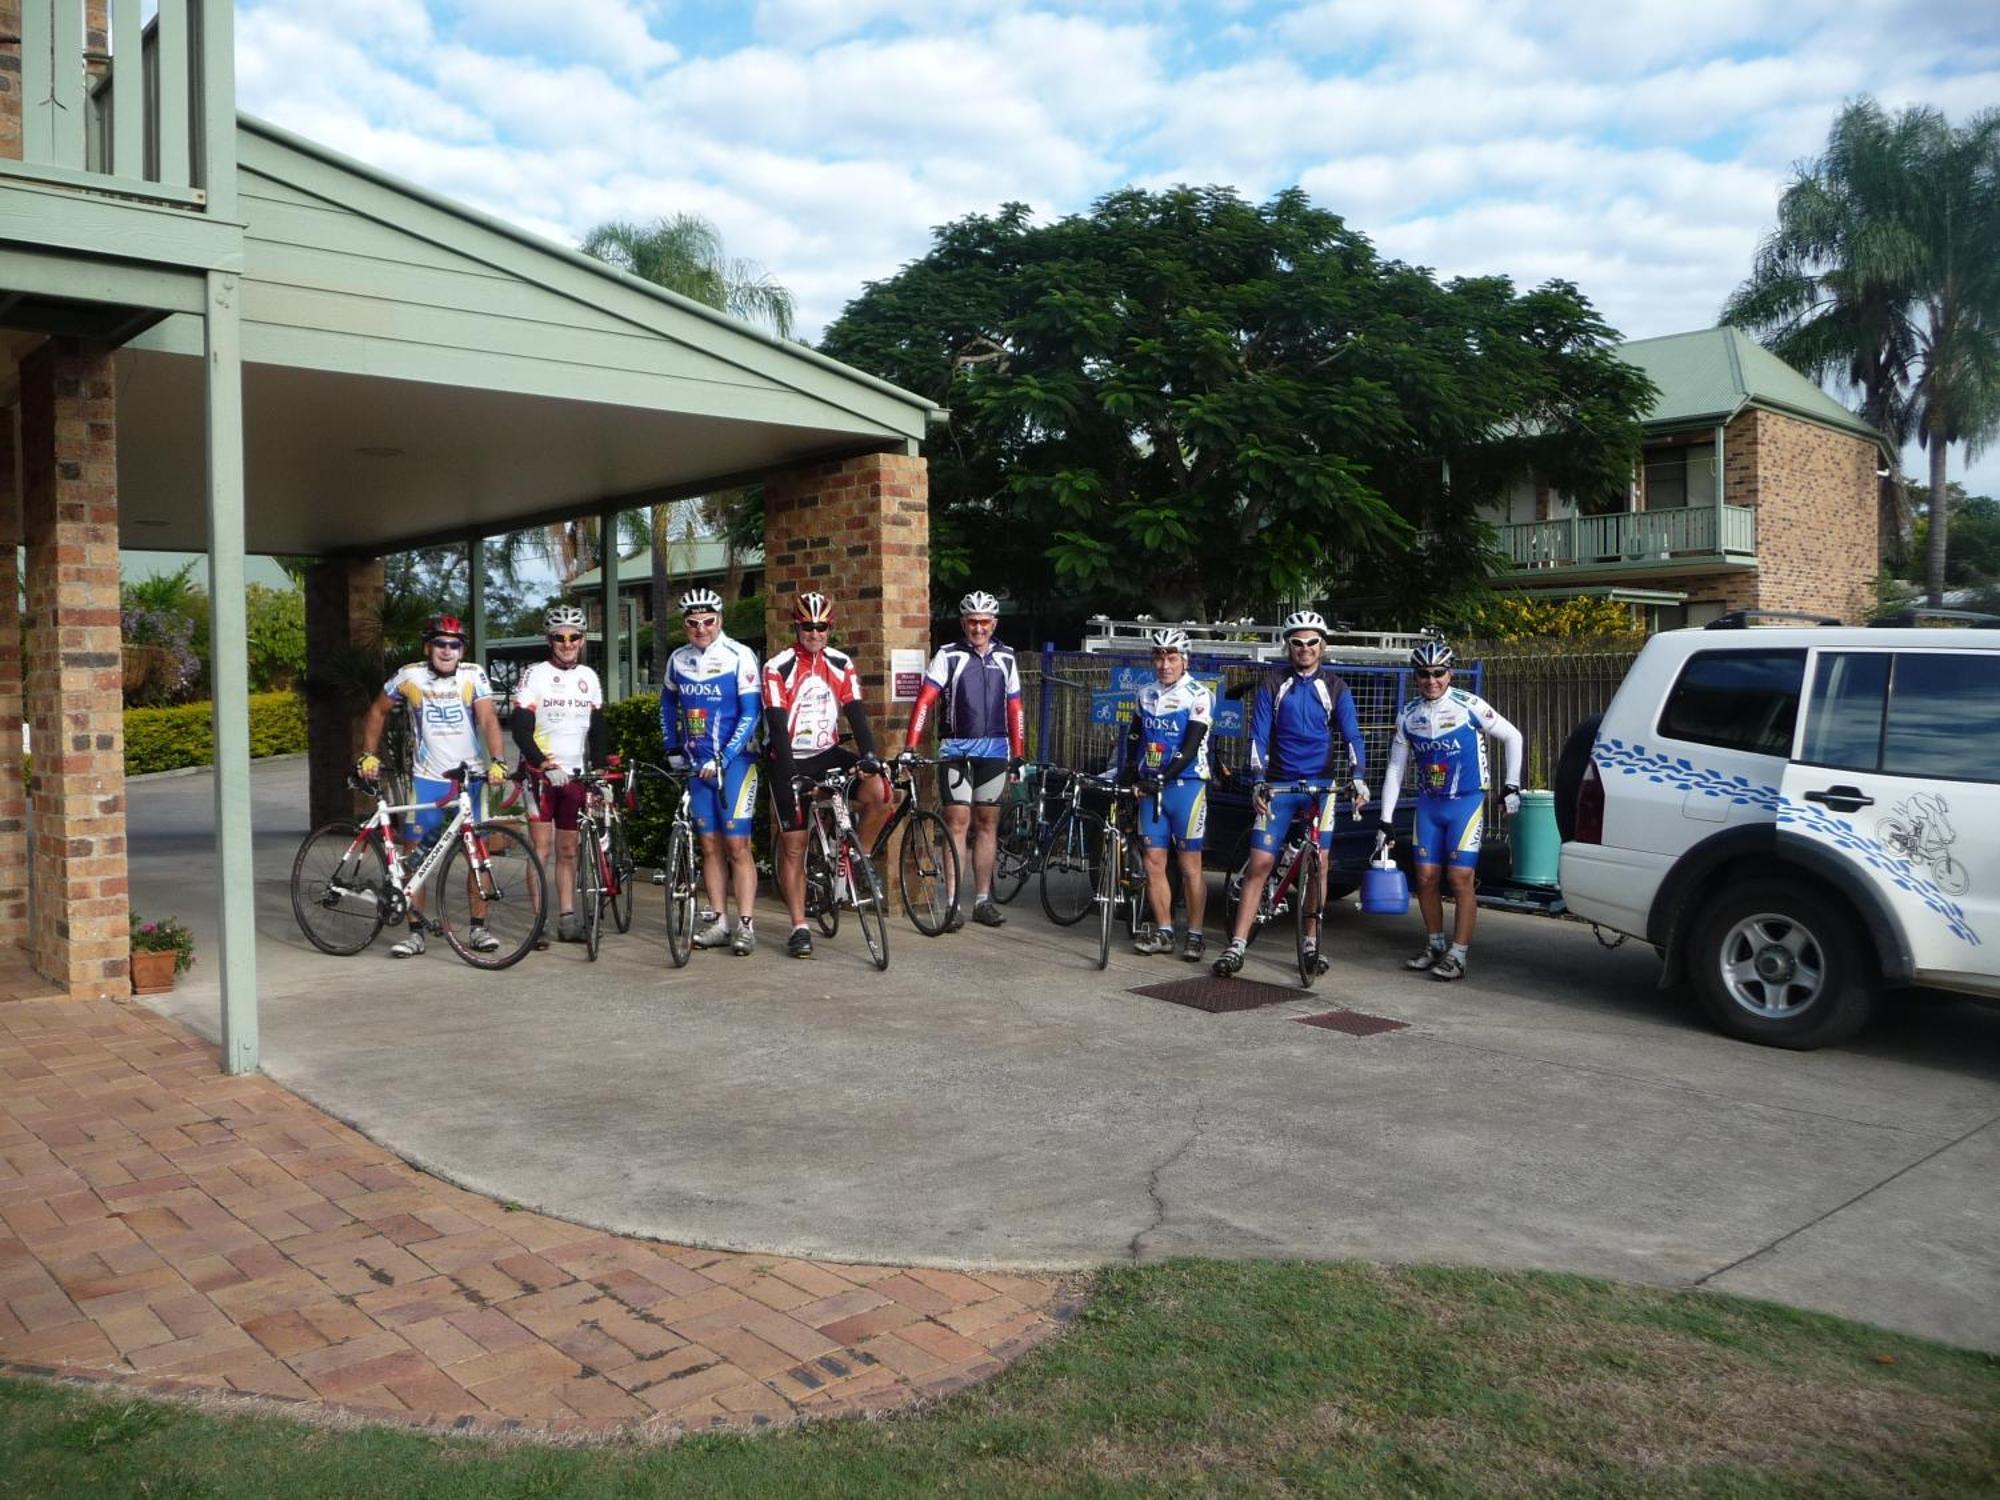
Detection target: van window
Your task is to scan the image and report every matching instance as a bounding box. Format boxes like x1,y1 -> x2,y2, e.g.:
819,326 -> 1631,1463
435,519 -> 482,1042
1657,650 -> 1805,756
1801,652 -> 1889,770
1882,652 -> 2000,783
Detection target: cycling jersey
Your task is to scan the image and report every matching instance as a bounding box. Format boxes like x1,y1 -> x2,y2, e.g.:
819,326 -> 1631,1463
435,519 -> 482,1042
661,635 -> 761,765
383,662 -> 493,780
763,645 -> 864,756
1246,666 -> 1364,782
513,660 -> 603,772
905,639 -> 1025,759
1122,677 -> 1213,782
1386,688 -> 1521,800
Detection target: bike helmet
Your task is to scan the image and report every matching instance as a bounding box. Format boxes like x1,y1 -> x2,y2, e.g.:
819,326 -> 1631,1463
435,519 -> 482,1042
1281,610 -> 1328,639
544,603 -> 586,634
1150,628 -> 1191,653
423,613 -> 466,644
1411,639 -> 1454,670
679,587 -> 724,616
959,590 -> 1000,617
792,591 -> 834,626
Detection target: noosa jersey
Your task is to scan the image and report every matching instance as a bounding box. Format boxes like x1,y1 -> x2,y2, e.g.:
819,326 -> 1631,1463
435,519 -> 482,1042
763,645 -> 863,755
1247,667 -> 1364,781
513,660 -> 602,772
906,640 -> 1025,758
1390,688 -> 1518,798
661,636 -> 761,764
1130,678 -> 1213,781
383,662 -> 493,779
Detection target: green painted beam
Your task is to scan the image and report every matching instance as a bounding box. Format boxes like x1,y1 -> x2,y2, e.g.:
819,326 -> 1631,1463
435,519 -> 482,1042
20,0 -> 54,165
157,0 -> 192,189
194,0 -> 236,219
601,511 -> 623,703
0,246 -> 208,314
51,0 -> 86,170
0,177 -> 244,271
110,0 -> 144,179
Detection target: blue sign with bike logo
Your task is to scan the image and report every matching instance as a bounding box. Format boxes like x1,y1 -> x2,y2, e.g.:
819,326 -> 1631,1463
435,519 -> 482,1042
1088,666 -> 1243,737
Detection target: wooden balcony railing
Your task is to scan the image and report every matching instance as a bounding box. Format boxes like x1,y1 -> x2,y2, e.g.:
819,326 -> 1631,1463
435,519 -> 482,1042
1500,505 -> 1757,570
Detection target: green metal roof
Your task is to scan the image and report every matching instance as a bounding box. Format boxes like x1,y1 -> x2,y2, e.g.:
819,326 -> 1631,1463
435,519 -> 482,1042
569,539 -> 764,591
1620,326 -> 1886,449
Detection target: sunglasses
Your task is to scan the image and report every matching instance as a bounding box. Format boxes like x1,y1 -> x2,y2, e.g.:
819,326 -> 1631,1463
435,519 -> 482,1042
1416,668 -> 1450,680
683,615 -> 719,629
548,633 -> 583,644
430,639 -> 465,651
797,622 -> 831,633
1289,638 -> 1323,649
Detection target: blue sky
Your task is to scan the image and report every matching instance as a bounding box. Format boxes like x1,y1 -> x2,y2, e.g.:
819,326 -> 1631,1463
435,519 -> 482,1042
235,0 -> 2000,497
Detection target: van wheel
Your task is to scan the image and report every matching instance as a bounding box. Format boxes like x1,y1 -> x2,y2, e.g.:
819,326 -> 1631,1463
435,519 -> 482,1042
1687,879 -> 1875,1049
1553,714 -> 1601,843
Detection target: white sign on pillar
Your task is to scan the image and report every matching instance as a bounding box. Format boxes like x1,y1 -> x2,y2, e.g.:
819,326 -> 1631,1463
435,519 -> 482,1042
891,649 -> 925,702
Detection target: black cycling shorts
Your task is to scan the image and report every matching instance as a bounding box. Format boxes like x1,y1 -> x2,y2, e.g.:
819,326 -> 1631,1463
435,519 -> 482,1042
770,747 -> 860,832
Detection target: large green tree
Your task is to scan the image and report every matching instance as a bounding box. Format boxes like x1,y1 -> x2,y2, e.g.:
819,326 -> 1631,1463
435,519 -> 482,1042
1723,99 -> 2000,603
819,187 -> 1652,627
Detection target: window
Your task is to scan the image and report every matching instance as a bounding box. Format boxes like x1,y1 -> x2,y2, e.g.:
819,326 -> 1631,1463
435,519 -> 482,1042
1658,650 -> 1805,756
1801,652 -> 1889,770
1644,448 -> 1687,509
1882,653 -> 2000,783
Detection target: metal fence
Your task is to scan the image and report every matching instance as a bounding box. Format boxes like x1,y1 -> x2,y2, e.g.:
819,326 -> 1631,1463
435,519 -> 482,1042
1463,643 -> 1643,789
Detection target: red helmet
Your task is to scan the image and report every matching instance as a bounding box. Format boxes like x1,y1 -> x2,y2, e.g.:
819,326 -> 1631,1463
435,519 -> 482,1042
792,592 -> 833,626
423,613 -> 466,643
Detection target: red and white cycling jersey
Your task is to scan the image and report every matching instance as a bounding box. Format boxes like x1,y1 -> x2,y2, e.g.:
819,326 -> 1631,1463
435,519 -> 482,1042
762,645 -> 863,755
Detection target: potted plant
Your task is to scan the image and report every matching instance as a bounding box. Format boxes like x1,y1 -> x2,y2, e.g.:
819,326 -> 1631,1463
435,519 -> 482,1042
129,913 -> 195,995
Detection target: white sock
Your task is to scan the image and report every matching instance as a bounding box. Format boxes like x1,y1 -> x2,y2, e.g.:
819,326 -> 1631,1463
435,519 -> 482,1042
1448,943 -> 1468,962
1428,931 -> 1448,950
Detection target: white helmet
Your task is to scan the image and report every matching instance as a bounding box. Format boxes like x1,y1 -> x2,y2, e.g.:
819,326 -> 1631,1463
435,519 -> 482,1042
678,587 -> 723,616
959,590 -> 1000,617
1149,628 -> 1191,653
1281,610 -> 1328,639
1411,639 -> 1454,669
545,603 -> 586,634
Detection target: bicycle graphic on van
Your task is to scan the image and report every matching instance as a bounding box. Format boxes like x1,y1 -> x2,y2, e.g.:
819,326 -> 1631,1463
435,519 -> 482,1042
1878,794 -> 1970,897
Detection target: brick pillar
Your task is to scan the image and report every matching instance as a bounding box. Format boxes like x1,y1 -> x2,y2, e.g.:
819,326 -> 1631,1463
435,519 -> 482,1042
0,407 -> 27,949
304,557 -> 385,828
20,340 -> 128,998
0,1 -> 20,162
763,452 -> 929,727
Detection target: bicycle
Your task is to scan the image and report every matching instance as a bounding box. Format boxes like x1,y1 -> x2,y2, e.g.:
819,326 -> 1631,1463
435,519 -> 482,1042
991,762 -> 1055,906
572,759 -> 637,961
1224,780 -> 1340,988
1036,768 -> 1122,928
290,764 -> 548,968
874,754 -> 962,937
794,765 -> 890,971
632,763 -> 705,968
1089,786 -> 1150,970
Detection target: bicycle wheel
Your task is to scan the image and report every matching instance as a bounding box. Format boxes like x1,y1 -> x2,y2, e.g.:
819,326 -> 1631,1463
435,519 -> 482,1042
435,823 -> 546,969
663,822 -> 696,968
992,797 -> 1035,904
1094,828 -> 1119,970
608,817 -> 635,933
842,830 -> 890,971
1039,809 -> 1103,926
807,835 -> 840,938
1122,832 -> 1149,942
290,821 -> 390,955
1295,842 -> 1325,988
575,818 -> 604,961
897,808 -> 959,936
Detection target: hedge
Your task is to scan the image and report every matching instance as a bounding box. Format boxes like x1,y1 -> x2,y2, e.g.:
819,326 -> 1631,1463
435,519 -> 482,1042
124,693 -> 309,776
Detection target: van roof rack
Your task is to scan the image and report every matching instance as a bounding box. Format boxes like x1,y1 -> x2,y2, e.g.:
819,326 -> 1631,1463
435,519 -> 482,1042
1868,608 -> 2000,629
1703,609 -> 1841,630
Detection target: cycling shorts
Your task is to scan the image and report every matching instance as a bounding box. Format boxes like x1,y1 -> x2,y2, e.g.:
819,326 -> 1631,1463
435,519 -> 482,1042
691,758 -> 760,839
526,773 -> 588,832
404,775 -> 458,843
771,747 -> 862,833
1138,781 -> 1207,852
939,756 -> 1009,807
1411,792 -> 1484,870
1251,787 -> 1335,855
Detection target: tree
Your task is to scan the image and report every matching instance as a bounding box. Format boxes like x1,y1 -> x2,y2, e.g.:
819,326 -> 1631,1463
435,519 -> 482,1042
1906,483 -> 2000,586
579,213 -> 796,676
819,187 -> 1653,627
1723,99 -> 2000,603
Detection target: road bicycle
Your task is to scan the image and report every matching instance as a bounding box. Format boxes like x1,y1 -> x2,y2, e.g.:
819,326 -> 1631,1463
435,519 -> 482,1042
638,763 -> 709,969
1035,768 -> 1125,928
1224,780 -> 1339,988
1088,785 -> 1150,970
289,763 -> 548,969
875,754 -> 961,937
794,765 -> 890,971
571,758 -> 637,961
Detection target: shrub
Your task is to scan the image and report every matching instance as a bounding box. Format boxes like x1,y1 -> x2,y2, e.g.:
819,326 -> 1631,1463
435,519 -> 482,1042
130,912 -> 196,973
124,693 -> 309,776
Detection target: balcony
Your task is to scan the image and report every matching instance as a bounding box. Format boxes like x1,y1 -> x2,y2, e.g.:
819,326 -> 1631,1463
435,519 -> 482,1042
1499,505 -> 1756,574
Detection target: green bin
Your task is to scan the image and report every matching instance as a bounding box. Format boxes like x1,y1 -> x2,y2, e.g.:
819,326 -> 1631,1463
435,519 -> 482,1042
1509,789 -> 1560,887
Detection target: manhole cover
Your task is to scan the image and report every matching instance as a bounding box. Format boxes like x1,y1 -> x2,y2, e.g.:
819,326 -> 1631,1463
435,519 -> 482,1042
1298,1009 -> 1408,1036
1133,975 -> 1305,1013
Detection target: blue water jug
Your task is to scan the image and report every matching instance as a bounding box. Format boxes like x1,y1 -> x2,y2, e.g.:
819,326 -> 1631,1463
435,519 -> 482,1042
1359,847 -> 1410,915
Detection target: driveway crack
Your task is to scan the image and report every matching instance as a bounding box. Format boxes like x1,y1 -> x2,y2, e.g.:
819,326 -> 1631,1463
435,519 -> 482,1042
1128,1103 -> 1205,1261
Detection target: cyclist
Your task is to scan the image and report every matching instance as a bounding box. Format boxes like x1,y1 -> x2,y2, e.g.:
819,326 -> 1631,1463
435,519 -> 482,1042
356,613 -> 511,958
511,604 -> 607,945
1118,628 -> 1211,962
1213,611 -> 1369,978
902,589 -> 1025,930
1377,640 -> 1522,982
660,587 -> 763,956
763,592 -> 889,959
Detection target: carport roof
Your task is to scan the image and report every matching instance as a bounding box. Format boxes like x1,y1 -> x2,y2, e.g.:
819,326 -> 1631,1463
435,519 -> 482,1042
101,115 -> 937,557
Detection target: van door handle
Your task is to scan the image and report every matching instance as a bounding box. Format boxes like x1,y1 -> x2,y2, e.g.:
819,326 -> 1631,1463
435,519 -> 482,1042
1804,785 -> 1874,812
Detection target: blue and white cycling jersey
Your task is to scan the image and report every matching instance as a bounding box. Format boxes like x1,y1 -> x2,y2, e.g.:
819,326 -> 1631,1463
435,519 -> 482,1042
1247,667 -> 1364,782
906,639 -> 1024,760
1127,677 -> 1213,782
660,635 -> 761,765
1389,688 -> 1516,799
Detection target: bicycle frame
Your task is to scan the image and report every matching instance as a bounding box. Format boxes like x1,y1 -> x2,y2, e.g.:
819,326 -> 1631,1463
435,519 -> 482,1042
1243,781 -> 1335,927
344,770 -> 488,920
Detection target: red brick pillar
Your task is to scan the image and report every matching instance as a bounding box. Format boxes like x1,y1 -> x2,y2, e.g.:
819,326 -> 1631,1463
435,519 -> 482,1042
0,410 -> 27,949
20,340 -> 129,998
304,558 -> 386,828
763,452 -> 929,727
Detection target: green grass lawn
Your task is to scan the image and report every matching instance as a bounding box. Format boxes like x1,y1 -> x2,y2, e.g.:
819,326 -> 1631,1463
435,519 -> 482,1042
3,1260 -> 1995,1498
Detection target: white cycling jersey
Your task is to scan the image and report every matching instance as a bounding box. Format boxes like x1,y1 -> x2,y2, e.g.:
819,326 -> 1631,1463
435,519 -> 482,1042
383,662 -> 494,780
514,659 -> 603,772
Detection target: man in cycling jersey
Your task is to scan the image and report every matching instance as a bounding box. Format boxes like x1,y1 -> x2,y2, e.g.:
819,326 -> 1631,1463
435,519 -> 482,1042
511,604 -> 607,945
1214,610 -> 1370,978
1119,628 -> 1212,962
356,614 -> 512,958
661,587 -> 763,956
763,592 -> 889,959
1377,640 -> 1523,982
903,589 -> 1025,930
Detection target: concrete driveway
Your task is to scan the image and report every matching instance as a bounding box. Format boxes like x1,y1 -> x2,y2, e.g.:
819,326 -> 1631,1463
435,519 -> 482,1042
135,760 -> 2000,1351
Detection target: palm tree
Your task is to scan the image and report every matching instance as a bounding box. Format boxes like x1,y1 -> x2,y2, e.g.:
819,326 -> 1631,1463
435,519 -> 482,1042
579,213 -> 796,676
1723,99 -> 2000,603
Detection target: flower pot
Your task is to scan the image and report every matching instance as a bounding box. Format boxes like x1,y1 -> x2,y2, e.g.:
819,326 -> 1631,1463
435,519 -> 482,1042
129,948 -> 179,996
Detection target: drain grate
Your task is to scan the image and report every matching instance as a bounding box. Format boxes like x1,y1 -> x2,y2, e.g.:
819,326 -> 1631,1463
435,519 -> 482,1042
1133,975 -> 1305,1013
1298,1009 -> 1408,1036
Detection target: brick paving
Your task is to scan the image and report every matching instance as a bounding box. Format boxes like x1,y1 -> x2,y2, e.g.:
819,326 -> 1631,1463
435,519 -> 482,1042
0,964 -> 1077,1438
